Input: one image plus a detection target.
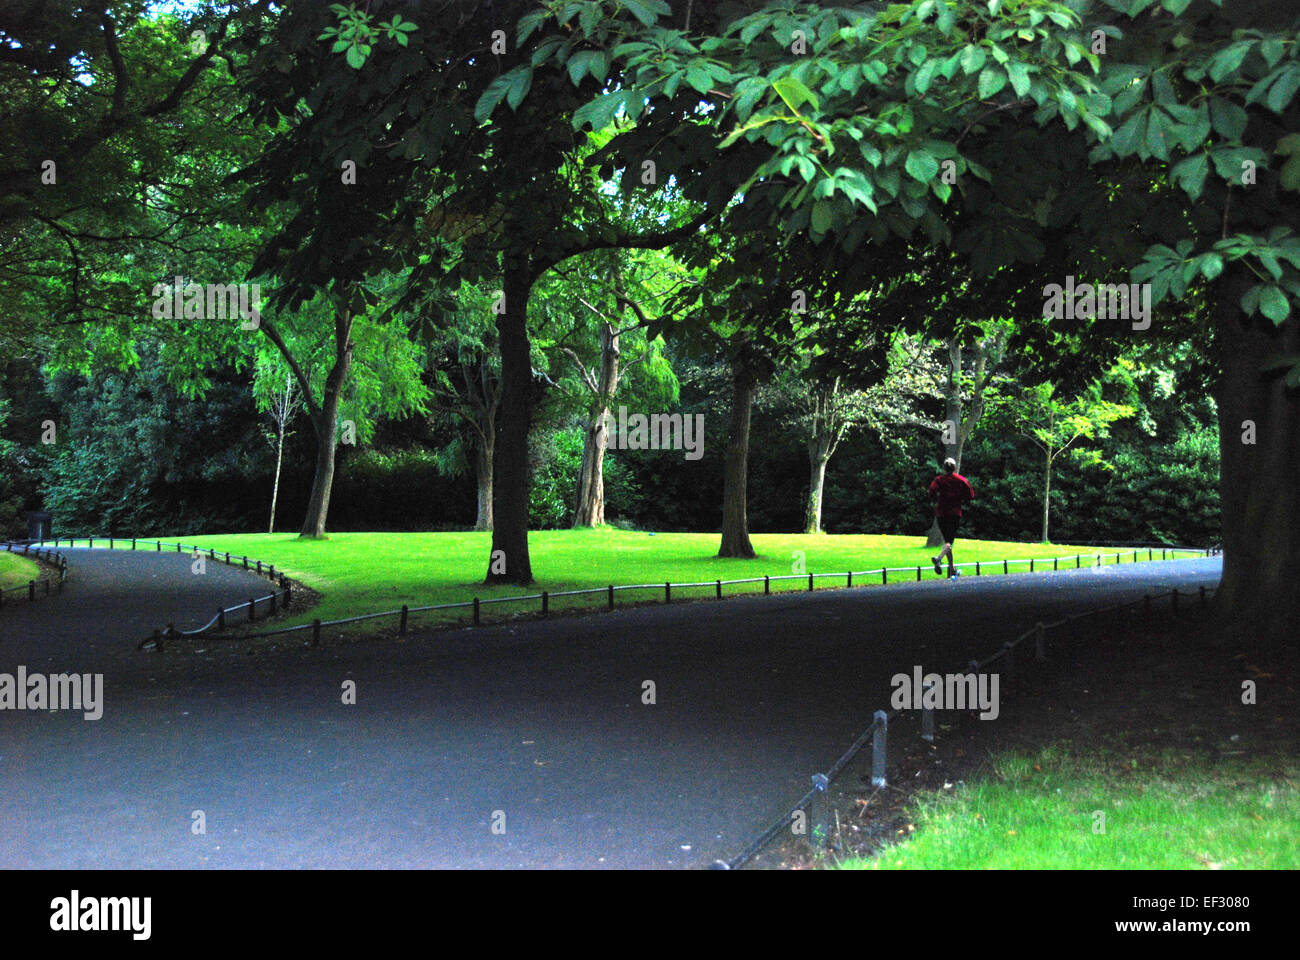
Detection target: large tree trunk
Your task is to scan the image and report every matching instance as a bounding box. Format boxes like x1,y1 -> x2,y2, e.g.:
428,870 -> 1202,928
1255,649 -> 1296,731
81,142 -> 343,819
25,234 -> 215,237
1213,262 -> 1300,648
804,451 -> 829,534
572,404 -> 610,526
573,319 -> 620,527
299,312 -> 352,540
719,364 -> 756,558
487,261 -> 534,584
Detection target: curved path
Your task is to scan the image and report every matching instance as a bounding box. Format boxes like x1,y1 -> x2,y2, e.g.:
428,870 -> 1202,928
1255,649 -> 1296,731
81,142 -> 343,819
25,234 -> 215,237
0,546 -> 1221,868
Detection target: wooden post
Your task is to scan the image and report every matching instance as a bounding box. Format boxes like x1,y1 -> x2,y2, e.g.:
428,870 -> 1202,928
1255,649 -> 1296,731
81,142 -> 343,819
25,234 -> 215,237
665,582 -> 671,604
764,575 -> 770,595
399,605 -> 408,636
716,580 -> 722,599
312,619 -> 321,645
542,590 -> 549,616
1030,558 -> 1035,573
1053,557 -> 1058,571
882,568 -> 888,584
847,571 -> 852,587
132,538 -> 136,550
1076,554 -> 1081,568
916,565 -> 922,581
608,585 -> 615,610
976,561 -> 981,576
269,592 -> 277,614
808,573 -> 814,592
248,599 -> 256,622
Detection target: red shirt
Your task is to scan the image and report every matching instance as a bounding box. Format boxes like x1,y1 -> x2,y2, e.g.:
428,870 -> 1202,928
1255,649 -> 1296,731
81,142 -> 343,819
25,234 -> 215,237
930,472 -> 974,517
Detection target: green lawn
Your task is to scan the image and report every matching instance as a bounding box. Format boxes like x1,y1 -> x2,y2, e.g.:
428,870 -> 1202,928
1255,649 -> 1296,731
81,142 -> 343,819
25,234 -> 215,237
0,551 -> 40,591
843,744 -> 1300,869
74,528 -> 1200,633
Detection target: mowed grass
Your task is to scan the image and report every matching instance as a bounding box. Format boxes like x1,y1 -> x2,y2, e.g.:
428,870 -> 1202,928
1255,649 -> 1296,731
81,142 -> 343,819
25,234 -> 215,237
0,551 -> 40,591
844,744 -> 1300,869
111,528 -> 1197,633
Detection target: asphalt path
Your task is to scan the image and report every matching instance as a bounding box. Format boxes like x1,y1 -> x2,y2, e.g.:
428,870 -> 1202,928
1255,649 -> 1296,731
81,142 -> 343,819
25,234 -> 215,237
0,546 -> 1222,868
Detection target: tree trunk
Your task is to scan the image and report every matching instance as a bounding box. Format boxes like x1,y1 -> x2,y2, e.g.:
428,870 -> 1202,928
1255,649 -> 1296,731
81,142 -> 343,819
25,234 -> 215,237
1213,262 -> 1300,648
719,364 -> 756,558
572,404 -> 610,526
1041,445 -> 1051,543
474,421 -> 494,532
299,313 -> 352,540
804,453 -> 829,534
269,424 -> 284,534
487,261 -> 534,584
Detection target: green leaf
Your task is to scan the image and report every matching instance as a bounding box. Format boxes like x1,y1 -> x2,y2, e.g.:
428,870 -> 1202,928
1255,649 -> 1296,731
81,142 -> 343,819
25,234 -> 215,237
1172,153 -> 1208,200
1209,42 -> 1250,83
506,67 -> 534,110
1209,97 -> 1247,140
773,77 -> 819,113
961,44 -> 986,75
905,149 -> 939,182
914,58 -> 940,95
811,199 -> 833,235
622,0 -> 663,27
1266,65 -> 1300,114
1199,252 -> 1224,280
978,65 -> 1006,99
345,44 -> 366,69
1259,284 -> 1291,323
1005,61 -> 1031,98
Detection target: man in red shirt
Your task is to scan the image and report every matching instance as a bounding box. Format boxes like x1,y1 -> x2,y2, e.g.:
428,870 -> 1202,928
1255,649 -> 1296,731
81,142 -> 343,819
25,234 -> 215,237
929,458 -> 974,578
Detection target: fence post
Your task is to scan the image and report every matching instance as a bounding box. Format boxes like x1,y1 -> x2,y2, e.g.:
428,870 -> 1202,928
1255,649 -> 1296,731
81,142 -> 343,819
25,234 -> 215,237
1053,557 -> 1058,571
665,582 -> 671,604
1030,558 -> 1034,573
243,556 -> 248,569
88,538 -> 92,549
976,560 -> 981,576
847,571 -> 852,588
1003,559 -> 1008,574
248,598 -> 256,622
109,537 -> 113,550
808,572 -> 814,592
764,575 -> 770,595
916,565 -> 922,582
1162,547 -> 1167,560
257,560 -> 262,575
541,591 -> 549,617
871,711 -> 888,787
716,580 -> 722,599
225,552 -> 231,565
608,585 -> 615,610
1035,622 -> 1046,661
1148,548 -> 1153,561
473,597 -> 481,626
312,619 -> 321,646
399,604 -> 408,636
155,540 -> 160,552
269,592 -> 277,615
882,568 -> 888,585
283,586 -> 290,606
132,538 -> 136,550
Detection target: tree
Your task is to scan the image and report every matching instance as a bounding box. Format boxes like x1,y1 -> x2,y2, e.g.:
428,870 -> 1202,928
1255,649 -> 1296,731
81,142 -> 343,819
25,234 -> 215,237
253,360 -> 303,534
1008,381 -> 1135,542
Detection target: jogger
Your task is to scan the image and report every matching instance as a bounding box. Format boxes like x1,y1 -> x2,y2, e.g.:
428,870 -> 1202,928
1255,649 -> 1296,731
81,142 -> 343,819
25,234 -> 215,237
929,458 -> 974,577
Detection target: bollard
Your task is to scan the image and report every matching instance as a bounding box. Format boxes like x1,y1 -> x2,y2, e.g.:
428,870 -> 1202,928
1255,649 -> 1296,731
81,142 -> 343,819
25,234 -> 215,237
312,619 -> 321,646
109,537 -> 114,550
882,568 -> 888,585
541,590 -> 549,616
809,573 -> 814,592
716,580 -> 722,599
399,604 -> 408,636
916,565 -> 922,582
156,540 -> 161,552
1053,557 -> 1058,571
248,598 -> 256,622
243,557 -> 248,569
132,538 -> 137,550
1035,622 -> 1046,661
665,582 -> 671,604
1030,558 -> 1034,573
88,538 -> 93,549
871,711 -> 888,787
608,585 -> 615,610
1148,548 -> 1153,561
226,552 -> 231,565
976,561 -> 981,576
1116,553 -> 1120,565
1003,559 -> 1008,574
764,575 -> 770,595
473,597 -> 481,626
809,773 -> 831,848
177,543 -> 182,553
847,571 -> 852,587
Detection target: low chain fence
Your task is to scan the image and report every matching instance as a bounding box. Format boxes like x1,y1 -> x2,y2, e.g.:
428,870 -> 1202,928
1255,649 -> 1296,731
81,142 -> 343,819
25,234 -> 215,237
712,583 -> 1219,870
0,542 -> 69,607
149,544 -> 1208,649
15,536 -> 290,647
14,537 -> 1214,653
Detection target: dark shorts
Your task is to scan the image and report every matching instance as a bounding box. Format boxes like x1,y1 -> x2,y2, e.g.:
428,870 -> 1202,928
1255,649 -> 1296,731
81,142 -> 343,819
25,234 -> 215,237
937,515 -> 961,543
